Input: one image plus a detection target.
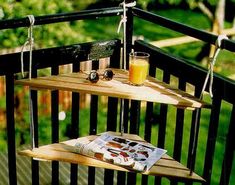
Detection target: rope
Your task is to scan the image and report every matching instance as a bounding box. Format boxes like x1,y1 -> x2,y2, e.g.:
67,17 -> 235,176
21,15 -> 35,80
200,34 -> 228,99
117,1 -> 136,70
117,1 -> 136,136
189,34 -> 228,175
20,15 -> 36,149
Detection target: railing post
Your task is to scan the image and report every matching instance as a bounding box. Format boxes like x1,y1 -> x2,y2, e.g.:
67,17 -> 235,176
51,66 -> 59,185
31,66 -> 39,185
203,95 -> 222,185
122,2 -> 134,185
6,74 -> 17,185
219,106 -> 235,185
70,61 -> 80,185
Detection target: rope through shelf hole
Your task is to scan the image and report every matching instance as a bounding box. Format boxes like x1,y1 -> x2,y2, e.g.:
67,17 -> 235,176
20,15 -> 36,150
117,1 -> 136,136
189,34 -> 228,175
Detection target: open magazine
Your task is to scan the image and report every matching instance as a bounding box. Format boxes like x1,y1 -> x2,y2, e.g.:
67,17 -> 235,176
74,133 -> 166,172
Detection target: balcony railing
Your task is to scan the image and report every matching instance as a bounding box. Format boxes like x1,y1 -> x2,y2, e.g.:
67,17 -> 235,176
0,5 -> 234,185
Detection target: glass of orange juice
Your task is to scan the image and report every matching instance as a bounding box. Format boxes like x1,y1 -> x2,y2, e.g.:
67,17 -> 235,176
129,52 -> 149,86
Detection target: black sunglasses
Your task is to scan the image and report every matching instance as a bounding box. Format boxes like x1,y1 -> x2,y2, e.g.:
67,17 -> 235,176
86,69 -> 114,83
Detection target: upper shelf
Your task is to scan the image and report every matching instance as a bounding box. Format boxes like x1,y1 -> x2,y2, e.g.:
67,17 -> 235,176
15,68 -> 210,109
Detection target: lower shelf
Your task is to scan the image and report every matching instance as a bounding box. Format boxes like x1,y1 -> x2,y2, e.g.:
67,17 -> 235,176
18,132 -> 205,182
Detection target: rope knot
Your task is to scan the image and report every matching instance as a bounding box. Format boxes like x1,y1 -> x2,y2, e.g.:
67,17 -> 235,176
21,15 -> 35,79
200,34 -> 228,98
117,1 -> 136,34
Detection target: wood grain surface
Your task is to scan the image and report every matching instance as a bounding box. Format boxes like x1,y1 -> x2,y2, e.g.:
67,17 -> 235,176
18,132 -> 205,182
15,68 -> 210,109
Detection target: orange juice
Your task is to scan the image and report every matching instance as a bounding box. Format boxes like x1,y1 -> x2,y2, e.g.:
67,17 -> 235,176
129,59 -> 149,85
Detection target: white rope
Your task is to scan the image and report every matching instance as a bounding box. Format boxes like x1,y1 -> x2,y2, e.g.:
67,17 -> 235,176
189,34 -> 228,175
200,34 -> 228,99
117,1 -> 136,136
21,15 -> 35,80
117,1 -> 136,35
117,1 -> 136,70
20,15 -> 36,149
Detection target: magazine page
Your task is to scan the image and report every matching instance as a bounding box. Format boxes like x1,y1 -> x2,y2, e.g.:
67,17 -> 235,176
74,133 -> 166,172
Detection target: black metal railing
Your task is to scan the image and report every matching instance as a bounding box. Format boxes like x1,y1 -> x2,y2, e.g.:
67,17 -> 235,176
0,5 -> 234,185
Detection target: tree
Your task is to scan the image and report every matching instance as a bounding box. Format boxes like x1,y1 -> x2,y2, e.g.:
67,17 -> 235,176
0,0 -> 95,50
188,0 -> 226,57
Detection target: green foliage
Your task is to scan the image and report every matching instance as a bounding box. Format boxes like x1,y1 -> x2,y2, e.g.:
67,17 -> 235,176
0,0 -> 94,49
159,0 -> 182,5
137,0 -> 154,9
0,0 -> 74,18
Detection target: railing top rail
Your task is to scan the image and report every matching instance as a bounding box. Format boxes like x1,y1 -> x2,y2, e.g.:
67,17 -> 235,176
0,39 -> 120,75
1,5 -> 235,53
135,40 -> 235,104
0,7 -> 123,30
132,7 -> 235,53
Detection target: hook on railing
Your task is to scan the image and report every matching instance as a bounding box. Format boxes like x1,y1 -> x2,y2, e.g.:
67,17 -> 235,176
20,15 -> 35,80
199,34 -> 228,99
189,34 -> 228,176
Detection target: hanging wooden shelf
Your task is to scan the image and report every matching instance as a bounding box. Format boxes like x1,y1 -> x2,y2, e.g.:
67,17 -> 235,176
15,68 -> 210,109
18,132 -> 205,182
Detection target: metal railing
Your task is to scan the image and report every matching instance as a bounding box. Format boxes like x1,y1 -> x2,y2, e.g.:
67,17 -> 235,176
0,5 -> 234,185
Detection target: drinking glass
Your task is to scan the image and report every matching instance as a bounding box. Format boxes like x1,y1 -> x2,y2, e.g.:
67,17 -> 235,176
129,52 -> 149,86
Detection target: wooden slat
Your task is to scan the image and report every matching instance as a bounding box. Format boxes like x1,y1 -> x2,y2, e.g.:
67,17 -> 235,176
18,132 -> 205,182
15,69 -> 210,109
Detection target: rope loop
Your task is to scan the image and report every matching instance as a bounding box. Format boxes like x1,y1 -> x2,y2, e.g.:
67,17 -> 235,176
117,1 -> 136,34
117,1 -> 136,136
200,34 -> 228,99
215,34 -> 228,49
21,15 -> 35,79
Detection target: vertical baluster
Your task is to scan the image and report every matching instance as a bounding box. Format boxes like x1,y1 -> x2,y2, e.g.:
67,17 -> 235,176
141,101 -> 153,185
6,74 -> 17,185
70,62 -> 80,185
31,68 -> 39,185
117,95 -> 129,185
88,61 -> 99,185
170,79 -> 186,185
219,106 -> 235,185
104,38 -> 121,185
155,71 -> 170,185
88,95 -> 98,185
104,97 -> 118,185
127,100 -> 141,185
142,54 -> 156,185
202,95 -> 221,185
51,66 -> 59,185
186,86 -> 202,185
117,3 -> 134,183
31,88 -> 39,185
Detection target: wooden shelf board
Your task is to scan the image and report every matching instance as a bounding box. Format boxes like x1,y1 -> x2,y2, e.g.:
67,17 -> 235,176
15,69 -> 210,109
18,132 -> 205,182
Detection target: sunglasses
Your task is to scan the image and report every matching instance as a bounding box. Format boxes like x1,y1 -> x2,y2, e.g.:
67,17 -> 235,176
86,69 -> 114,83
